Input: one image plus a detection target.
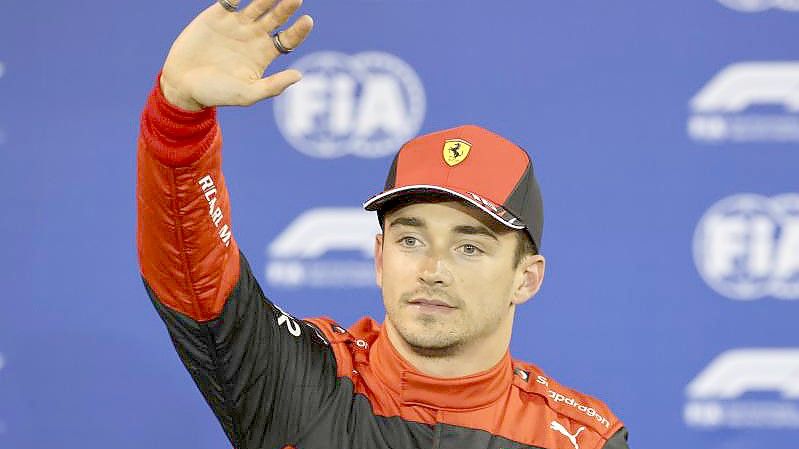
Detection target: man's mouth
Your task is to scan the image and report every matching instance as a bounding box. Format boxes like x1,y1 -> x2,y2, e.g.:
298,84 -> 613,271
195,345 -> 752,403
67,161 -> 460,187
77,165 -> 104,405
407,298 -> 457,312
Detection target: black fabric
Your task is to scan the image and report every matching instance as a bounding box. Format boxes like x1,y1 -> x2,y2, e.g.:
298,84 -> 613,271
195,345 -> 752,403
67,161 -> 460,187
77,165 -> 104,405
383,151 -> 401,190
503,154 -> 543,249
297,397 -> 629,449
437,422 -> 546,449
296,389 -> 434,449
601,428 -> 630,449
146,252 -> 338,449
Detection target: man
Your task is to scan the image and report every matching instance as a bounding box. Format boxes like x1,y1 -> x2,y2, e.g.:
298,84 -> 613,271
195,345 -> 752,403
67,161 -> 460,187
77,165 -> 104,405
137,1 -> 631,448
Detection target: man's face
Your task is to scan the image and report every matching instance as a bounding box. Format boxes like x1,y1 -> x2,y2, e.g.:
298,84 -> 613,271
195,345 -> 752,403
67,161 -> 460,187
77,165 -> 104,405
374,200 -> 544,354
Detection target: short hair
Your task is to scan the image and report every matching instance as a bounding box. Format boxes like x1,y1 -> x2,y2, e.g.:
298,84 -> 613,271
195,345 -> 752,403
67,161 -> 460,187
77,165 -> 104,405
513,231 -> 538,268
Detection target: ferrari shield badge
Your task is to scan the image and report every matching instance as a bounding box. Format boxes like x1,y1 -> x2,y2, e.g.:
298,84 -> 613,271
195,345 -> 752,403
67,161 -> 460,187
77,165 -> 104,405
442,139 -> 472,166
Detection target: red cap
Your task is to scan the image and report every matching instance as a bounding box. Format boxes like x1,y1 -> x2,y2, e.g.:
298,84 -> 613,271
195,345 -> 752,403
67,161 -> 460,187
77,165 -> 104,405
363,124 -> 543,249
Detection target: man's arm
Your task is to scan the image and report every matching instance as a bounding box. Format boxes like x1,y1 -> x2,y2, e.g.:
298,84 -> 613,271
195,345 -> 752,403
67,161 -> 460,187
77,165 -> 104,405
136,1 -> 336,447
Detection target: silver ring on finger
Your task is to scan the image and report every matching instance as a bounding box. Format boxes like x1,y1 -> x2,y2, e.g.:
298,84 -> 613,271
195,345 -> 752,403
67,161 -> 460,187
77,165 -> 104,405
271,31 -> 294,54
218,0 -> 237,12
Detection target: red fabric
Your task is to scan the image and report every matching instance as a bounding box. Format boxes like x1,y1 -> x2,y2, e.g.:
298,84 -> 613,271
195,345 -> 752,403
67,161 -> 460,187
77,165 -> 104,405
394,124 -> 530,205
307,316 -> 624,449
139,71 -> 218,167
137,78 -> 240,322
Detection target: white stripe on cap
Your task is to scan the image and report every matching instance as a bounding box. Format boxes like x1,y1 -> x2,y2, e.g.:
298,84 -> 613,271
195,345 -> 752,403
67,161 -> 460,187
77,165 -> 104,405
362,184 -> 526,230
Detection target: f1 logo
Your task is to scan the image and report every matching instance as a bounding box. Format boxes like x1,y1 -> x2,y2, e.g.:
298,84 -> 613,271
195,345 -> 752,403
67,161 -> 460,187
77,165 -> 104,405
268,208 -> 378,259
687,348 -> 799,399
717,0 -> 799,12
691,62 -> 799,113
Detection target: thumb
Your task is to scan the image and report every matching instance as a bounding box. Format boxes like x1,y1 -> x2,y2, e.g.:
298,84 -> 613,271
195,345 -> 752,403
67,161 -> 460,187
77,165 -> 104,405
244,69 -> 302,104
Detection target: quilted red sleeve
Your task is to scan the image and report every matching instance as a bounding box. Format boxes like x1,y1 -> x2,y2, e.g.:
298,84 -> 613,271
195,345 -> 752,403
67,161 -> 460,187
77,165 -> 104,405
136,73 -> 240,322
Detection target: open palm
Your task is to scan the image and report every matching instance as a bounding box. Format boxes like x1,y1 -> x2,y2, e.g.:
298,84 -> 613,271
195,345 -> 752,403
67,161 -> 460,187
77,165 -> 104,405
160,0 -> 313,111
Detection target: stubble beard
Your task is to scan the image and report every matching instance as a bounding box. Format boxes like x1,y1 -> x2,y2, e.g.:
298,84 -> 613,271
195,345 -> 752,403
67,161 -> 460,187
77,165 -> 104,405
396,314 -> 465,358
387,288 -> 473,358
387,293 -> 511,359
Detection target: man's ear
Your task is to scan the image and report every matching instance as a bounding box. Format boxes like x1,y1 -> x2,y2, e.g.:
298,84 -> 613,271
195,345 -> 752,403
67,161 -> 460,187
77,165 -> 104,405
374,234 -> 384,288
511,255 -> 545,305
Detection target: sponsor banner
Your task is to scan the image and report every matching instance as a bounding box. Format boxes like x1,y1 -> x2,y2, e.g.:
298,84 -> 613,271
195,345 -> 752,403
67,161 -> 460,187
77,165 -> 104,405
717,0 -> 799,12
685,348 -> 799,428
687,62 -> 799,143
537,375 -> 611,429
274,51 -> 426,158
265,208 -> 380,288
693,194 -> 799,300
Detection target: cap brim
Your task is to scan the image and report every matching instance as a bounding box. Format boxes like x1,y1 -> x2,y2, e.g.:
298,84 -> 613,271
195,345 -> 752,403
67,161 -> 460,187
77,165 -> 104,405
362,184 -> 525,230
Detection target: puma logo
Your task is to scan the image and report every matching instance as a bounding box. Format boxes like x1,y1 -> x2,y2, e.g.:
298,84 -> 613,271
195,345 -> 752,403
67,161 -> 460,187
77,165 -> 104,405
549,420 -> 585,449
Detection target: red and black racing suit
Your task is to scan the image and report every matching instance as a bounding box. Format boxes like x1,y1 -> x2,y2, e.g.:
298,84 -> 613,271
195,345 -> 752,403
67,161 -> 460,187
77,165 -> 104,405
137,76 -> 631,449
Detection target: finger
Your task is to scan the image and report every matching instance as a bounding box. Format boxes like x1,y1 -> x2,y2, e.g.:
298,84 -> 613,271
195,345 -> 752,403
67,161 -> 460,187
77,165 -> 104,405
272,15 -> 313,52
207,0 -> 240,18
211,0 -> 240,16
256,0 -> 303,33
243,69 -> 302,104
241,0 -> 277,20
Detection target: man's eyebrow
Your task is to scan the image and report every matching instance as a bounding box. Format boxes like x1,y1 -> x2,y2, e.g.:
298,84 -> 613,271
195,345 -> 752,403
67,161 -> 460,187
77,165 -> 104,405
388,218 -> 498,241
388,217 -> 425,228
453,225 -> 499,241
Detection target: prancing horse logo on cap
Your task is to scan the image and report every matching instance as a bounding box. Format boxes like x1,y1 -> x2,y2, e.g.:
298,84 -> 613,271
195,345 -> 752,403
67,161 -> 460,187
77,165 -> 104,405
443,139 -> 472,166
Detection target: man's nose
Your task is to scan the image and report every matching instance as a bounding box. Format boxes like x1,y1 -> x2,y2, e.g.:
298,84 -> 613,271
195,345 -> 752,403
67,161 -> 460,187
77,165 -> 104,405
418,253 -> 453,286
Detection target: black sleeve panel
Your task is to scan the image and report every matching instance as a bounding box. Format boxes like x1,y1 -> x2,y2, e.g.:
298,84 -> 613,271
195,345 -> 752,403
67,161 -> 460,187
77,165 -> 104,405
601,428 -> 630,449
145,251 -> 339,449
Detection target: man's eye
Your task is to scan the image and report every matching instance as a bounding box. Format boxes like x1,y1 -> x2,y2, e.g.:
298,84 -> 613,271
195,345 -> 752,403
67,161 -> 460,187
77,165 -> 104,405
399,236 -> 419,247
459,244 -> 483,256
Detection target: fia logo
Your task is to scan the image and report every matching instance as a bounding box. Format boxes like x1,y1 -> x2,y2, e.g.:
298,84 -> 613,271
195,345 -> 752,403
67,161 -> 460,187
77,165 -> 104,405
693,194 -> 799,300
717,0 -> 799,12
274,51 -> 426,158
687,62 -> 799,142
265,208 -> 380,288
684,348 -> 799,428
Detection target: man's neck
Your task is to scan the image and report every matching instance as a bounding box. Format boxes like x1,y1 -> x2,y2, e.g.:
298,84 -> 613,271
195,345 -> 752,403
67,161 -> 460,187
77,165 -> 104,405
383,317 -> 513,378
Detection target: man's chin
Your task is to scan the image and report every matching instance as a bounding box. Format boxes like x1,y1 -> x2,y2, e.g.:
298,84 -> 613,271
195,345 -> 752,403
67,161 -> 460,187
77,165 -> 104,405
385,309 -> 465,355
397,323 -> 464,356
405,338 -> 463,358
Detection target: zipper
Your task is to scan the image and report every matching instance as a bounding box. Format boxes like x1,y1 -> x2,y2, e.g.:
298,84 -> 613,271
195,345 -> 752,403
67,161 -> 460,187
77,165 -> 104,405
431,409 -> 444,449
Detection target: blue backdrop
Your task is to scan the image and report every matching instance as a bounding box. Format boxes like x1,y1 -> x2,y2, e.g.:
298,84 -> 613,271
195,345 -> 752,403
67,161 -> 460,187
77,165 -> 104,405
1,1 -> 798,448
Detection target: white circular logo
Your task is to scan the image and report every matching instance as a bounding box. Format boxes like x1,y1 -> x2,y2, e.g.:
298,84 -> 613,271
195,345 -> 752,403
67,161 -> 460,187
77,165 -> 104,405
274,51 -> 426,158
693,194 -> 799,300
717,0 -> 799,12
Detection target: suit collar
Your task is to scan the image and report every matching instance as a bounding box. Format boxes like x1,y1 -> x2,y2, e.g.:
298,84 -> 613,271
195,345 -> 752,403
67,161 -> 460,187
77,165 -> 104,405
369,323 -> 513,410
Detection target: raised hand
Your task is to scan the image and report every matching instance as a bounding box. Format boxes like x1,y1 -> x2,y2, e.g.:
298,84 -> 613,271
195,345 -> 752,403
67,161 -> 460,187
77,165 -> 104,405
160,0 -> 313,111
